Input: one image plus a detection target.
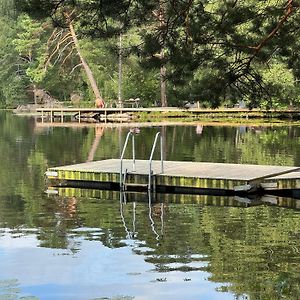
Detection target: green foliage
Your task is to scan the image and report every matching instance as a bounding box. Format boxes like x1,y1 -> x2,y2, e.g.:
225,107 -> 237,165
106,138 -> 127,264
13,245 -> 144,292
12,14 -> 48,84
0,12 -> 50,107
0,0 -> 298,108
0,0 -> 17,19
122,63 -> 158,105
261,62 -> 296,108
13,14 -> 42,57
0,14 -> 29,107
80,35 -> 159,105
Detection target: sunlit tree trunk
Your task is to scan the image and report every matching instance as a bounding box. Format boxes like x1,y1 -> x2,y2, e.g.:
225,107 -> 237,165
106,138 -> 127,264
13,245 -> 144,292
67,16 -> 105,108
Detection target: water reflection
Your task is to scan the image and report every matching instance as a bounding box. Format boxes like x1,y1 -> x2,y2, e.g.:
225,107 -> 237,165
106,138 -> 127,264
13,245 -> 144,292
3,187 -> 300,299
147,193 -> 161,241
119,192 -> 164,242
1,112 -> 300,299
32,119 -> 300,165
87,126 -> 104,162
120,193 -> 133,239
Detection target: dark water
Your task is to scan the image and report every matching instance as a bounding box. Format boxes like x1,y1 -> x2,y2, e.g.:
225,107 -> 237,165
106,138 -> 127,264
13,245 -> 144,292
1,111 -> 300,300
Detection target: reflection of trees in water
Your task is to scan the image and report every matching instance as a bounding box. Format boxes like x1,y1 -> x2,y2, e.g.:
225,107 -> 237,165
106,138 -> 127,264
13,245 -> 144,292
96,195 -> 300,299
5,186 -> 300,299
87,126 -> 104,162
171,125 -> 300,165
38,196 -> 82,251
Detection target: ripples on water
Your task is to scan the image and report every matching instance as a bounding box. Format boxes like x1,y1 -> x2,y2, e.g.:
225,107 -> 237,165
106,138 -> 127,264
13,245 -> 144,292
2,194 -> 300,300
0,112 -> 300,299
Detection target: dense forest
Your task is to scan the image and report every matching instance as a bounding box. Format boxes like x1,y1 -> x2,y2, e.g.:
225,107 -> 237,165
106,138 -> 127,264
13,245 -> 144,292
0,0 -> 300,109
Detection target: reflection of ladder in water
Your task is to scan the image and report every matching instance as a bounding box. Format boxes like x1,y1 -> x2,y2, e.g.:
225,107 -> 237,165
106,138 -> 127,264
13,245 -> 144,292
120,130 -> 164,192
119,191 -> 164,241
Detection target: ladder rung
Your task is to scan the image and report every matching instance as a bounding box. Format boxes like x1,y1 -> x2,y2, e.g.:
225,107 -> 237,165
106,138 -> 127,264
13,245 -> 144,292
124,183 -> 149,188
123,182 -> 150,192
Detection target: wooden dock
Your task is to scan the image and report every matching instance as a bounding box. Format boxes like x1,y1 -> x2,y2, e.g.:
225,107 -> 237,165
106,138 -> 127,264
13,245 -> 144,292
35,107 -> 300,123
261,170 -> 300,198
36,107 -> 182,122
46,159 -> 300,196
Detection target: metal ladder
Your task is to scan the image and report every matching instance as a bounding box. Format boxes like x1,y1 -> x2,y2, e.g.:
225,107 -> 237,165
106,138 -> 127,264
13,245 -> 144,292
119,131 -> 164,191
148,132 -> 164,191
120,131 -> 136,191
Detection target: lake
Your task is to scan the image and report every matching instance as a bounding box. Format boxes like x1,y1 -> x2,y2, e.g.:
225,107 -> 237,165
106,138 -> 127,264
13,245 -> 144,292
1,111 -> 300,300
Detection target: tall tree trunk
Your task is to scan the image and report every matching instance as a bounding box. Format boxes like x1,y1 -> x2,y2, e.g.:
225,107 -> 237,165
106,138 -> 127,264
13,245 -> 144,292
118,34 -> 123,107
67,19 -> 105,108
159,1 -> 168,107
160,53 -> 167,107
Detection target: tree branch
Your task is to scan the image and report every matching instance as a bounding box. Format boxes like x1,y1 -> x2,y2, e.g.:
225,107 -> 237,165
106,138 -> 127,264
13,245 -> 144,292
61,47 -> 76,66
52,40 -> 74,66
248,0 -> 299,64
45,33 -> 73,69
70,63 -> 83,74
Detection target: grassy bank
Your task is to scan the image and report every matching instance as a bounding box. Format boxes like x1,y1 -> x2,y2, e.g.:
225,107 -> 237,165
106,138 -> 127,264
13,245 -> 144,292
134,109 -> 300,124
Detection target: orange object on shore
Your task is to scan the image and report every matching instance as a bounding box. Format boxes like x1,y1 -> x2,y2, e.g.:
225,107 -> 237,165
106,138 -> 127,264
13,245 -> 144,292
95,98 -> 105,108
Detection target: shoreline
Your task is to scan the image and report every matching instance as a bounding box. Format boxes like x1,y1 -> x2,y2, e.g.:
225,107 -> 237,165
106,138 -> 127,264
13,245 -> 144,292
8,107 -> 300,126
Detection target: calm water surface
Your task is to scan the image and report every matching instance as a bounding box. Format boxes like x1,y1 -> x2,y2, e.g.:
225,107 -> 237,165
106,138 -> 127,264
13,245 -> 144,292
1,111 -> 300,300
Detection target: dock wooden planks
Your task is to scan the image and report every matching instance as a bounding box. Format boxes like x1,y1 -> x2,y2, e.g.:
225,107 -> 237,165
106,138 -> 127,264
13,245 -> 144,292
261,171 -> 300,190
46,159 -> 300,194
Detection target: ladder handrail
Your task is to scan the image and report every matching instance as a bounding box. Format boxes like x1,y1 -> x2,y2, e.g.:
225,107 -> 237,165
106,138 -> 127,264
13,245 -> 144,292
148,132 -> 164,190
120,131 -> 136,189
120,130 -> 164,192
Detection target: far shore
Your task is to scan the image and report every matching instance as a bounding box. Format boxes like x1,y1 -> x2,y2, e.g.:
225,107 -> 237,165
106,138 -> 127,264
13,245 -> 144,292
9,106 -> 300,125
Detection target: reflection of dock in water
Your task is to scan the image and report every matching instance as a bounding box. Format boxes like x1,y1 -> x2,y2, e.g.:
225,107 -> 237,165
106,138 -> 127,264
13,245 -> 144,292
47,187 -> 300,209
46,159 -> 300,197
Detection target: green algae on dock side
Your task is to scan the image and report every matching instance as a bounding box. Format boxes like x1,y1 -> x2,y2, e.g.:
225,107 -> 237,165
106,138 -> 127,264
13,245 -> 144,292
46,159 -> 300,195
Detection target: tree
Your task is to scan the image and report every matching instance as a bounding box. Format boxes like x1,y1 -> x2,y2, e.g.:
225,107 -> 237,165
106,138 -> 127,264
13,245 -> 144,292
0,4 -> 30,107
16,1 -> 105,107
13,14 -> 47,85
63,10 -> 105,107
14,0 -> 300,108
